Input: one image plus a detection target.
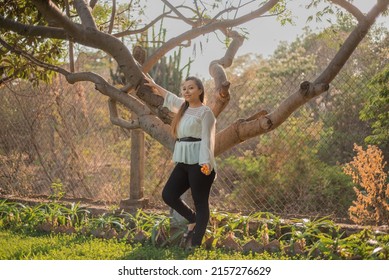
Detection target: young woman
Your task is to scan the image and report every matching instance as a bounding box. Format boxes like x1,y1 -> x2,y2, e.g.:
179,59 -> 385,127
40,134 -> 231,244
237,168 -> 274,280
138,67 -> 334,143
144,75 -> 216,248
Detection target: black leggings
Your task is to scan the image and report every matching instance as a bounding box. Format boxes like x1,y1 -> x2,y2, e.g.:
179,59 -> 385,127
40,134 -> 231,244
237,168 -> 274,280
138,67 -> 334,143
162,163 -> 216,246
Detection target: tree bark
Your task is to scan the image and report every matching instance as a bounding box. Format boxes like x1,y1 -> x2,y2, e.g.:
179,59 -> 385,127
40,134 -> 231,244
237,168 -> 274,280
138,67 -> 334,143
130,128 -> 145,200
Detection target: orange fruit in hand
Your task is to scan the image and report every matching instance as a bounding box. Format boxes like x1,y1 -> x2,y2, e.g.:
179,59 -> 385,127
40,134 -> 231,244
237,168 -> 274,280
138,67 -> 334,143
201,164 -> 210,175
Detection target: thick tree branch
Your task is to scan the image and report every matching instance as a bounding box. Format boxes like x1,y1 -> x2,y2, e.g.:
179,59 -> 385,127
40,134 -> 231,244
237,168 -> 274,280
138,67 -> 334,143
0,17 -> 68,39
315,0 -> 389,86
0,34 -> 175,150
69,79 -> 173,150
32,0 -> 81,34
3,0 -> 387,159
215,82 -> 329,156
73,0 -> 98,29
90,0 -> 98,9
31,0 -> 142,91
208,30 -> 245,117
215,1 -> 387,156
329,0 -> 366,22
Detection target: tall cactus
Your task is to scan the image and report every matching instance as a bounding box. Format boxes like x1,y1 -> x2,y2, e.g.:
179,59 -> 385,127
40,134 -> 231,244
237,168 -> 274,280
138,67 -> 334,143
147,25 -> 192,92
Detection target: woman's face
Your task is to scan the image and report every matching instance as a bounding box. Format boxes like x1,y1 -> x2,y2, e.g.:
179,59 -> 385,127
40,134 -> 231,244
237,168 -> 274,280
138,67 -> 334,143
181,80 -> 202,104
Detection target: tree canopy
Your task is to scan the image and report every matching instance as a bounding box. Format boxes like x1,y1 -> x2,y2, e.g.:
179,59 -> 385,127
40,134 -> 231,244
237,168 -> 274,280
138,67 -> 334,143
1,0 -> 388,155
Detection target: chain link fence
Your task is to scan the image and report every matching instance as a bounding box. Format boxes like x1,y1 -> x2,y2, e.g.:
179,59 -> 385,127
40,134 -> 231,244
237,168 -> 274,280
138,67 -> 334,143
0,43 -> 387,222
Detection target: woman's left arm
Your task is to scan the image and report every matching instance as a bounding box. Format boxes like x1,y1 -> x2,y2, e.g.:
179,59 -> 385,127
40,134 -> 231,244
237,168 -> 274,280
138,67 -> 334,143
199,109 -> 216,173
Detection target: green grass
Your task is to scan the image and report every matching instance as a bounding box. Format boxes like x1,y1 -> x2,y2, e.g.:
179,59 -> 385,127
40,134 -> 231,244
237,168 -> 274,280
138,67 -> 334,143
0,229 -> 294,260
0,230 -> 127,260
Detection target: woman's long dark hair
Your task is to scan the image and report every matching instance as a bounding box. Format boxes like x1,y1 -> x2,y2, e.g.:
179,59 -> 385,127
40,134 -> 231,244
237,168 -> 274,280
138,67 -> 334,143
171,76 -> 205,137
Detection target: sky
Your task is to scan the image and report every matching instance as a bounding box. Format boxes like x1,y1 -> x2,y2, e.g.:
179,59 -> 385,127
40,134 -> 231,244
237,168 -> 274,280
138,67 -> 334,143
141,0 -> 388,79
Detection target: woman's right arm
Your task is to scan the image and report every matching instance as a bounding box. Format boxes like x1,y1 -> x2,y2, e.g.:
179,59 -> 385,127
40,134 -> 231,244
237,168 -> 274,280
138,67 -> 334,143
143,74 -> 184,113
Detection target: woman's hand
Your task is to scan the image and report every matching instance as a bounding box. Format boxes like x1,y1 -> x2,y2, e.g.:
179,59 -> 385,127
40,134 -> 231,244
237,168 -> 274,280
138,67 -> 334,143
143,74 -> 167,97
143,74 -> 156,88
201,164 -> 211,175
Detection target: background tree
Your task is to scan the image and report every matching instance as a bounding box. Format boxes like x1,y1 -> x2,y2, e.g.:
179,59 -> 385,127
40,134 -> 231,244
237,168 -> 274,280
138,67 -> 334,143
360,64 -> 389,161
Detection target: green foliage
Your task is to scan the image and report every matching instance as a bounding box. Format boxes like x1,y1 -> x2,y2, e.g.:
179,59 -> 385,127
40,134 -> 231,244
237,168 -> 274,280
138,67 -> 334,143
269,0 -> 293,26
1,200 -> 388,260
0,199 -> 89,233
49,179 -> 65,201
305,0 -> 351,25
313,18 -> 389,165
360,65 -> 389,149
0,1 -> 65,84
0,0 -> 145,85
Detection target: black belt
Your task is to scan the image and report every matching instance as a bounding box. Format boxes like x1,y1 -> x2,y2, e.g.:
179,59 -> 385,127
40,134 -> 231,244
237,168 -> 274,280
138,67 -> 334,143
176,137 -> 201,142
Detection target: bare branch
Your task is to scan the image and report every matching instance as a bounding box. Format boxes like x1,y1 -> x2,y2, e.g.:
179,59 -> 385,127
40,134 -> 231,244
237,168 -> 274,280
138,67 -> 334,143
73,0 -> 98,29
211,7 -> 239,22
329,0 -> 366,22
220,0 -> 280,27
161,0 -> 196,27
143,0 -> 279,72
108,0 -> 117,34
211,0 -> 257,21
208,30 -> 245,117
108,99 -> 140,130
113,12 -> 171,37
65,0 -> 75,73
193,0 -> 202,19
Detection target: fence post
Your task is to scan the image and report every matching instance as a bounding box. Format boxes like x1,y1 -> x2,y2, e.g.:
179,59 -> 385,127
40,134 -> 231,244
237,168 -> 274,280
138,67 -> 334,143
120,128 -> 148,209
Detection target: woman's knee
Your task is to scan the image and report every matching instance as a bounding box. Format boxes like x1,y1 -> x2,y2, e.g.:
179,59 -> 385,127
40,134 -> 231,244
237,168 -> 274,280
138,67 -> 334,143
162,188 -> 177,205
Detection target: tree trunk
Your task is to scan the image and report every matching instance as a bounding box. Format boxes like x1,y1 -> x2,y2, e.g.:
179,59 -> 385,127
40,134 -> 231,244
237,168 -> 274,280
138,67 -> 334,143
130,128 -> 145,200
